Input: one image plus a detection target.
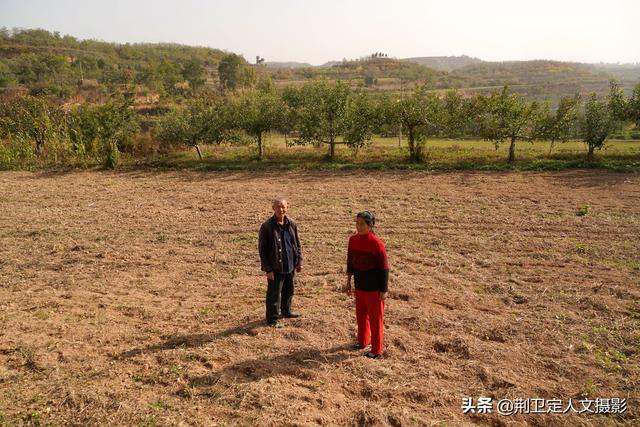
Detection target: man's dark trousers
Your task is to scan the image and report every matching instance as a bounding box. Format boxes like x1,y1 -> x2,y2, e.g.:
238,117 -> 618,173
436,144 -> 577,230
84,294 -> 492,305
266,272 -> 294,324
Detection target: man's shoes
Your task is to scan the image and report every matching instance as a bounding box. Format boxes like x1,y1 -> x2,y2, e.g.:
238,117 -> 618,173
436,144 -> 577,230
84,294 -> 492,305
353,344 -> 368,350
365,352 -> 382,359
267,321 -> 284,329
282,312 -> 301,319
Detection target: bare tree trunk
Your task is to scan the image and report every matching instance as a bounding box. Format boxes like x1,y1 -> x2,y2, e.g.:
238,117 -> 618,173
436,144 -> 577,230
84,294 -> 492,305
35,137 -> 45,156
508,137 -> 516,163
329,136 -> 335,159
398,124 -> 402,148
194,144 -> 203,160
548,139 -> 555,156
408,127 -> 416,161
587,144 -> 594,162
258,133 -> 264,160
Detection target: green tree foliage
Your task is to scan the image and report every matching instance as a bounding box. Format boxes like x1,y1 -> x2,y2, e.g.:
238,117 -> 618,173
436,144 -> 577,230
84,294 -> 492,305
0,95 -> 61,156
383,85 -> 443,161
231,89 -> 285,160
67,100 -> 139,161
10,53 -> 69,86
293,80 -> 350,159
255,76 -> 275,94
0,27 -> 10,42
442,90 -> 471,138
581,93 -> 614,161
608,81 -> 627,122
363,74 -> 376,87
157,94 -> 229,159
627,82 -> 640,126
1,28 -> 228,100
540,94 -> 581,154
181,59 -> 206,94
156,61 -> 184,96
218,54 -> 255,92
279,85 -> 304,145
478,86 -> 540,162
343,91 -> 378,154
0,61 -> 15,88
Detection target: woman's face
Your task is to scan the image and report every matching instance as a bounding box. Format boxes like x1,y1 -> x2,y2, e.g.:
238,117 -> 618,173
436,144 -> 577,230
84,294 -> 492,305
356,216 -> 371,235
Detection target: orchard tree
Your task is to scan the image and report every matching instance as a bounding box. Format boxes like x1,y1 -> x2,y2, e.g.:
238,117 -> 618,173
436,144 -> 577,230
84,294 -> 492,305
343,91 -> 378,155
581,93 -> 613,162
608,81 -> 627,122
478,86 -> 540,163
295,79 -> 350,159
230,89 -> 285,160
442,90 -> 472,138
540,94 -> 581,155
157,94 -> 229,160
627,82 -> 640,126
279,85 -> 303,146
383,85 -> 443,162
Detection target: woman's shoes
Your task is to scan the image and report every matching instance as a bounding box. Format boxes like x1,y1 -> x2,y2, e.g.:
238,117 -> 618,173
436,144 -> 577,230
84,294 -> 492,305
354,344 -> 383,358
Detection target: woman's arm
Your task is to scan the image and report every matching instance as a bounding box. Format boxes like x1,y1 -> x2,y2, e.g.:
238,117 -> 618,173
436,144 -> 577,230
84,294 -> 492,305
345,239 -> 354,294
377,240 -> 389,299
344,273 -> 353,294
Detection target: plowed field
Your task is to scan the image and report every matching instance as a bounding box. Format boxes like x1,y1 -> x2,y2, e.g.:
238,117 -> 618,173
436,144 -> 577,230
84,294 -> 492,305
1,170 -> 638,426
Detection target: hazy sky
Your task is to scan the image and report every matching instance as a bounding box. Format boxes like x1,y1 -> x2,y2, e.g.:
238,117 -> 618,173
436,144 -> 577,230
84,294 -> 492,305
1,0 -> 639,65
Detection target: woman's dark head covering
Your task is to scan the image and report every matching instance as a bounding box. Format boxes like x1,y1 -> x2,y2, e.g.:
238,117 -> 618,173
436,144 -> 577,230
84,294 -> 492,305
357,211 -> 375,228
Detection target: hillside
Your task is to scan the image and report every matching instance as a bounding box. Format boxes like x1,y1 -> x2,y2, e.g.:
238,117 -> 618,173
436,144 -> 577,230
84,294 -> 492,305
265,56 -> 634,103
448,60 -> 616,101
280,57 -> 452,86
0,28 -> 232,100
264,61 -> 313,69
402,55 -> 484,71
1,28 -> 639,105
588,63 -> 640,87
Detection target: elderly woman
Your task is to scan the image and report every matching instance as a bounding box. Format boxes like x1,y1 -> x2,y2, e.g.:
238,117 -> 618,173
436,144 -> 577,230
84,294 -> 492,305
344,211 -> 389,359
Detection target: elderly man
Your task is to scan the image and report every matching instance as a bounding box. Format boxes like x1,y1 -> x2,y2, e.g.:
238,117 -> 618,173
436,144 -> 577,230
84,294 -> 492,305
259,197 -> 303,328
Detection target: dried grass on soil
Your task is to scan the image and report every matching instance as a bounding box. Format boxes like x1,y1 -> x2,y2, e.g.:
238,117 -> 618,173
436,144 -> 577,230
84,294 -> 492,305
0,170 -> 639,426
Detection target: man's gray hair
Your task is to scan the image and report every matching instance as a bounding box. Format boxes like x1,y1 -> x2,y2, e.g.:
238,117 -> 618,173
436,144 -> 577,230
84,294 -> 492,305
272,197 -> 288,206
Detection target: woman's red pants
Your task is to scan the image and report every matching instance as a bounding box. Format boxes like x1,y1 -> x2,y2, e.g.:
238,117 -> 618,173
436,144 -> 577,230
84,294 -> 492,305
355,289 -> 384,355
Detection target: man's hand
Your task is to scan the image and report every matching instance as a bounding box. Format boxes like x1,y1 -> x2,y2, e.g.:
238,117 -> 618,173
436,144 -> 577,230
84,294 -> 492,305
296,265 -> 302,273
380,292 -> 388,301
266,271 -> 275,281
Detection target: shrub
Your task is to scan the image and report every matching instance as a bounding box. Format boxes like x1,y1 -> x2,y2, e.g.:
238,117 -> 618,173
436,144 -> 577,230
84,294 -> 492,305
104,140 -> 120,169
576,204 -> 591,217
0,138 -> 36,169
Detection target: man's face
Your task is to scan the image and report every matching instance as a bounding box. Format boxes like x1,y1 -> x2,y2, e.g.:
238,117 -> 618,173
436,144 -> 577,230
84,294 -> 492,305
273,200 -> 288,220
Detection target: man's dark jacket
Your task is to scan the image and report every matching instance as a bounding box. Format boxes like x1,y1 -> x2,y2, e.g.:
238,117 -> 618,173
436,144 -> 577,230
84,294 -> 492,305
259,215 -> 303,273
